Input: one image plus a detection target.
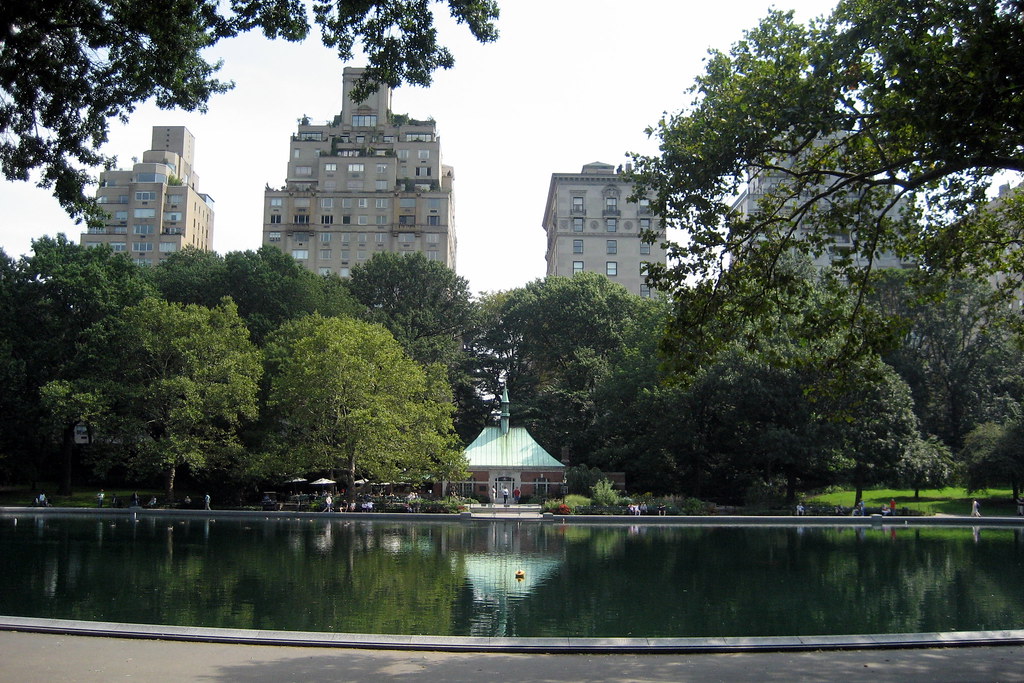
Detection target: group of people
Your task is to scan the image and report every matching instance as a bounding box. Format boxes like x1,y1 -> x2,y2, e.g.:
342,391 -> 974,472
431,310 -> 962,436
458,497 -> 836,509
627,503 -> 648,515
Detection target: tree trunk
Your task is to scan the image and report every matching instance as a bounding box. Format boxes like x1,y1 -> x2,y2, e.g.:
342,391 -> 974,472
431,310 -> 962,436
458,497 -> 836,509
164,465 -> 176,502
58,422 -> 75,496
344,450 -> 357,510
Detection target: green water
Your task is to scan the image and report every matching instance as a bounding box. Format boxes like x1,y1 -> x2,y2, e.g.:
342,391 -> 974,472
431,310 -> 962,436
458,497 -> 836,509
2,514 -> 1023,637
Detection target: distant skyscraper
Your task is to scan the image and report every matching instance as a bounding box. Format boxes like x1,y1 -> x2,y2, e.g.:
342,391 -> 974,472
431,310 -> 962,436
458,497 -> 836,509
262,67 -> 455,276
542,162 -> 666,297
81,126 -> 215,265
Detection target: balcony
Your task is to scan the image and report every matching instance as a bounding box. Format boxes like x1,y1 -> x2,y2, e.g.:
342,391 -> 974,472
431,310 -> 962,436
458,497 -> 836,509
602,209 -> 621,217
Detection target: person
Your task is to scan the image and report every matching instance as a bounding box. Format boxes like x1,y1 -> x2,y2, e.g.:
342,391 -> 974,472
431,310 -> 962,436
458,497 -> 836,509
890,498 -> 897,515
640,502 -> 648,515
183,495 -> 191,507
502,487 -> 510,505
324,494 -> 334,512
657,503 -> 666,516
96,490 -> 105,508
147,496 -> 157,507
36,492 -> 48,507
971,499 -> 981,517
796,503 -> 805,516
130,491 -> 139,508
491,486 -> 497,503
1017,495 -> 1024,516
512,487 -> 521,504
203,493 -> 211,510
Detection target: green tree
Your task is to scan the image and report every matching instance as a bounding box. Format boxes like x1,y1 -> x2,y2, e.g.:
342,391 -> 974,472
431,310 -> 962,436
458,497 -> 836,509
961,420 -> 1024,500
265,314 -> 463,505
893,435 -> 955,499
1,237 -> 152,492
93,297 -> 262,500
149,246 -> 360,344
1,0 -> 499,221
631,0 -> 1024,367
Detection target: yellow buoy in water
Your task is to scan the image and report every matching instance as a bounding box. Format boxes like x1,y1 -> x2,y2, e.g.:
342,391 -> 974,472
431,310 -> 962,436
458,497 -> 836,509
515,569 -> 525,580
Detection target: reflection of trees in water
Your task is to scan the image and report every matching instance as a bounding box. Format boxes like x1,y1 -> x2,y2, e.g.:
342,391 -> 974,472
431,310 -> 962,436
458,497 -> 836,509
3,519 -> 1024,637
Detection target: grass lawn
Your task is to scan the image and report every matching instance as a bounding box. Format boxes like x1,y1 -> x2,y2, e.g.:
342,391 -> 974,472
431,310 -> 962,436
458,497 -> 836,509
0,483 -> 178,508
808,487 -> 1019,516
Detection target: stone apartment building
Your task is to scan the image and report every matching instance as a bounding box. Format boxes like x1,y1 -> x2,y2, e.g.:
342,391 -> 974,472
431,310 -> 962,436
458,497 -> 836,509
81,126 -> 214,264
262,67 -> 455,276
542,162 -> 666,297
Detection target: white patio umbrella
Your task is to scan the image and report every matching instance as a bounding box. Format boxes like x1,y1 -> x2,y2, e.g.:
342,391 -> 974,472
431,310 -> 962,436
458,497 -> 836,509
309,478 -> 336,486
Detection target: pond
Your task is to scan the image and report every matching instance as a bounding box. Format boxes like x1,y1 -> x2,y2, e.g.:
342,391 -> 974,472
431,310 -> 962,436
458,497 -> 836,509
2,513 -> 1023,638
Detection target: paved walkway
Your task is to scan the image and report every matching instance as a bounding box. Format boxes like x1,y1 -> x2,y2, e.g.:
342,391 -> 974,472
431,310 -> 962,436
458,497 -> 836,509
2,630 -> 1023,682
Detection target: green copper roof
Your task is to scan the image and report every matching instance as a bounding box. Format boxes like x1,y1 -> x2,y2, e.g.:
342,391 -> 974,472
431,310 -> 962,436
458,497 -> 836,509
464,426 -> 564,470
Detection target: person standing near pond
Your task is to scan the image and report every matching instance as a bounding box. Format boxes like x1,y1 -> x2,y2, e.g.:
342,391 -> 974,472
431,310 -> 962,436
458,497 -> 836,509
502,487 -> 509,505
513,487 -> 521,504
96,490 -> 104,508
1017,495 -> 1024,516
971,499 -> 981,517
204,493 -> 211,510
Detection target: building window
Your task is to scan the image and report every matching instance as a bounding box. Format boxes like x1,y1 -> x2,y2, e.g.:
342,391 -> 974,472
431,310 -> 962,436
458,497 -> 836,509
347,163 -> 364,174
114,211 -> 128,221
299,131 -> 322,141
342,216 -> 351,224
294,198 -> 311,208
268,232 -> 281,242
135,192 -> 157,201
165,212 -> 182,222
340,150 -> 358,157
573,239 -> 584,254
321,215 -> 334,224
639,218 -> 651,230
572,196 -> 585,213
573,261 -> 584,274
398,233 -> 414,242
375,180 -> 388,190
352,115 -> 377,127
357,215 -> 368,225
572,217 -> 584,232
405,133 -> 432,142
134,208 -> 156,219
133,258 -> 152,266
357,198 -> 368,208
375,215 -> 387,225
640,242 -> 651,255
427,215 -> 440,226
341,250 -> 350,260
397,149 -> 410,160
640,284 -> 652,298
339,267 -> 350,277
426,250 -> 439,261
320,233 -> 332,243
606,218 -> 618,232
346,181 -> 364,190
357,250 -> 367,260
134,173 -> 166,183
294,166 -> 312,176
295,215 -> 310,224
357,233 -> 367,243
319,249 -> 331,259
375,198 -> 389,209
292,231 -> 310,242
270,214 -> 282,224
399,215 -> 415,225
270,198 -> 283,207
320,198 -> 333,209
111,242 -> 127,252
375,233 -> 386,243
291,249 -> 308,260
605,196 -> 618,212
318,267 -> 331,276
159,242 -> 177,253
607,239 -> 617,255
415,166 -> 432,176
376,163 -> 388,175
324,163 -> 337,172
341,233 -> 350,243
418,149 -> 430,159
399,198 -> 416,208
133,224 -> 154,235
426,233 -> 440,244
132,242 -> 153,252
606,261 -> 618,276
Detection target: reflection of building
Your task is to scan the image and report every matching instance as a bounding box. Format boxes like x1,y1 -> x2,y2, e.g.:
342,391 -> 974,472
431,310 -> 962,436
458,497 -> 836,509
443,388 -> 564,502
81,126 -> 215,265
262,67 -> 456,276
542,162 -> 667,297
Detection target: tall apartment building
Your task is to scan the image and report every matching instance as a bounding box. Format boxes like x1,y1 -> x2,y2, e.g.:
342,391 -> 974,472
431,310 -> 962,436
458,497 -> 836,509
81,126 -> 215,264
542,162 -> 666,297
262,67 -> 455,276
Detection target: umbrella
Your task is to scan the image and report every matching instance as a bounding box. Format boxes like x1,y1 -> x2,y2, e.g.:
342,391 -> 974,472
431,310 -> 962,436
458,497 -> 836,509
284,477 -> 307,484
309,478 -> 335,485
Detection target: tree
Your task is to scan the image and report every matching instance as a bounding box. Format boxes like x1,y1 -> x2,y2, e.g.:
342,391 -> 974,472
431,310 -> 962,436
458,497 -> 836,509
93,297 -> 262,500
631,0 -> 1024,367
1,237 -> 153,492
1,0 -> 499,222
265,314 -> 463,506
961,420 -> 1024,500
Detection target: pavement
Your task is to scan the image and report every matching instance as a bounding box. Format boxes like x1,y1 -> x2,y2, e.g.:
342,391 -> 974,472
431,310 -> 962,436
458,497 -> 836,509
2,630 -> 1024,682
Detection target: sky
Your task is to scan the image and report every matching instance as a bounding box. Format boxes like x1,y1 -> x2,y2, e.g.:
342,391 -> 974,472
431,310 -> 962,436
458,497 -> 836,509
0,0 -> 838,296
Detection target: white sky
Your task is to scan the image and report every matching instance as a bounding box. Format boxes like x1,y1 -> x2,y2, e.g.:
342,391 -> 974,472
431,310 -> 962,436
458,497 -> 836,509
0,0 -> 837,296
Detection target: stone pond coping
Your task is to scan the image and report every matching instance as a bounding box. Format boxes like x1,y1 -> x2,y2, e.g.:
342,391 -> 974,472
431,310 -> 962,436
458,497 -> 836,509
3,507 -> 1024,652
0,616 -> 1023,653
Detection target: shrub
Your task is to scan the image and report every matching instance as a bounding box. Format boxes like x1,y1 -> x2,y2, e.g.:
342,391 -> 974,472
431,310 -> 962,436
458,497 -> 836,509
590,479 -> 620,506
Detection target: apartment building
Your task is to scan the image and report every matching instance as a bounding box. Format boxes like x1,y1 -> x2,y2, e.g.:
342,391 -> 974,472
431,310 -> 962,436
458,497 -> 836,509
542,162 -> 666,297
262,67 -> 455,276
81,126 -> 214,264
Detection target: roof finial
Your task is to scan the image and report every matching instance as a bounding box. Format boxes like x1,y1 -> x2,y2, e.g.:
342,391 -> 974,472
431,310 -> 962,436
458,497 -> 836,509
501,385 -> 510,435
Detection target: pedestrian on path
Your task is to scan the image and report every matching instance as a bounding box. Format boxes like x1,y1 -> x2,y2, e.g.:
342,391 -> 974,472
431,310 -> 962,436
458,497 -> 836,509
96,490 -> 104,508
971,499 -> 981,517
204,493 -> 211,510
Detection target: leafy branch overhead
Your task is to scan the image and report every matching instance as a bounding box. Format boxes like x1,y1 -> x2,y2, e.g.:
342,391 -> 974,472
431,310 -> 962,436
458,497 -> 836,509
630,0 -> 1024,366
0,0 -> 499,223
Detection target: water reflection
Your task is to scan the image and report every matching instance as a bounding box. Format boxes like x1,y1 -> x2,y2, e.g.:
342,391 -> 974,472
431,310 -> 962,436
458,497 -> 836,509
1,515 -> 1023,638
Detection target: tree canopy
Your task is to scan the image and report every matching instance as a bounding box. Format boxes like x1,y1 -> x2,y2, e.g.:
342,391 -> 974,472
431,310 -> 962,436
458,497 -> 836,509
1,0 -> 499,222
631,0 -> 1024,367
